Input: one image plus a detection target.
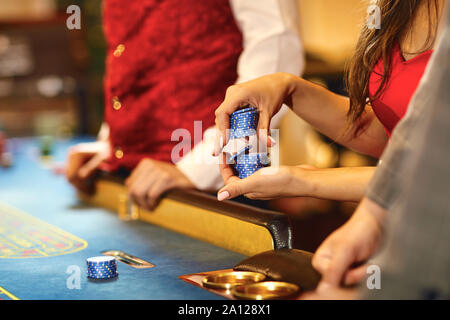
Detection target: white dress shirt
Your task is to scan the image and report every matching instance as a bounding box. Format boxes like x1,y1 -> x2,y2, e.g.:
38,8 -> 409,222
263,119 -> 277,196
176,0 -> 304,191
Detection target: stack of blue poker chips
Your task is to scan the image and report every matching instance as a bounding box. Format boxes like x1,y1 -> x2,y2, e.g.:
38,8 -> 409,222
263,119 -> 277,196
229,106 -> 259,139
86,256 -> 118,280
235,153 -> 270,179
230,106 -> 270,179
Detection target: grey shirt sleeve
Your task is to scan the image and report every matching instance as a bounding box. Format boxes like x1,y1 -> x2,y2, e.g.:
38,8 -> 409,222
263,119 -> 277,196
361,3 -> 450,299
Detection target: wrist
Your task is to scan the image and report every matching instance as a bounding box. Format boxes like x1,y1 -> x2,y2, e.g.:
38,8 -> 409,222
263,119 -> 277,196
274,72 -> 296,96
353,197 -> 387,226
285,166 -> 316,198
277,73 -> 307,108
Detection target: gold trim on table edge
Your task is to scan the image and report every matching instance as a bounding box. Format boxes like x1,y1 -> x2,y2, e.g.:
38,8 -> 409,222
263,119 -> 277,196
78,180 -> 274,256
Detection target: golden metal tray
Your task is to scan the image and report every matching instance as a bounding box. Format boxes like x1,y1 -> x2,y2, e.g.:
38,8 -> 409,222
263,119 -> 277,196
202,271 -> 266,290
231,281 -> 300,300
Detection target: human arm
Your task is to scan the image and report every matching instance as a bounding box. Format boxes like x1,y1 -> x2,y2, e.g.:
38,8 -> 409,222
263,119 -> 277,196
65,123 -> 110,193
312,197 -> 387,287
174,0 -> 304,192
217,165 -> 375,202
214,73 -> 388,158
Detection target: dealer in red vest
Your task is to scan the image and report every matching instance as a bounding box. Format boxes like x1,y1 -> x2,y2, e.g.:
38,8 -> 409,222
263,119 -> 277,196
66,0 -> 303,210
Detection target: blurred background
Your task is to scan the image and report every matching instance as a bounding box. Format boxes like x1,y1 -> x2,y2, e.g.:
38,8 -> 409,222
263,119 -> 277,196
0,0 -> 377,250
0,0 -> 104,138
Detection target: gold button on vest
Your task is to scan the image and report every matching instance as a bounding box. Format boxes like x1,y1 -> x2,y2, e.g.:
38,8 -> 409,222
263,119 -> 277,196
112,96 -> 122,110
114,148 -> 124,159
113,44 -> 125,57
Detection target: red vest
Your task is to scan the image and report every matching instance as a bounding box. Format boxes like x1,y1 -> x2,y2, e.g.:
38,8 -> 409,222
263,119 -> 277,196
102,0 -> 243,171
369,44 -> 432,136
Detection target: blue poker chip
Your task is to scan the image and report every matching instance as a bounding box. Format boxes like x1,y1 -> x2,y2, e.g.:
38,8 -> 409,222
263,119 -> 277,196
88,268 -> 115,273
87,268 -> 115,272
231,106 -> 257,116
86,264 -> 116,268
87,273 -> 118,280
86,256 -> 116,264
231,129 -> 257,139
86,271 -> 116,276
87,270 -> 118,279
235,153 -> 268,165
233,153 -> 270,179
86,256 -> 118,280
230,106 -> 259,139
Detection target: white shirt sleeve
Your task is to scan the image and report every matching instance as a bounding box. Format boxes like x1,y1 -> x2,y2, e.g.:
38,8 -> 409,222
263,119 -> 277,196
177,0 -> 304,191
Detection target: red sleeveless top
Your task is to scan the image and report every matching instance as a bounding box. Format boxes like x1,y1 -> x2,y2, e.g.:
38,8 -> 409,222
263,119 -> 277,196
369,44 -> 433,136
102,0 -> 243,171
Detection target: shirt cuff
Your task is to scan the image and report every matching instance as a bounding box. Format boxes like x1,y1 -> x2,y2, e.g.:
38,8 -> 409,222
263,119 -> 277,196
176,127 -> 224,191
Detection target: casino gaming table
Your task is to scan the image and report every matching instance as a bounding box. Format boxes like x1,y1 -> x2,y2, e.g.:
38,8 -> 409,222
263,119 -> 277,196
0,137 -> 293,300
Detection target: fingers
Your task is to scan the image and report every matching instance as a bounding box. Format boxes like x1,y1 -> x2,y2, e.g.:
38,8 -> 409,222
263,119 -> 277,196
65,149 -> 87,182
302,282 -> 359,300
312,241 -> 334,275
343,264 -> 369,286
145,178 -> 172,210
256,111 -> 275,148
78,153 -> 104,179
218,153 -> 238,184
65,149 -> 97,193
320,245 -> 356,287
213,110 -> 229,156
217,175 -> 257,201
312,232 -> 358,287
126,159 -> 191,211
213,86 -> 251,156
125,160 -> 145,187
128,168 -> 158,209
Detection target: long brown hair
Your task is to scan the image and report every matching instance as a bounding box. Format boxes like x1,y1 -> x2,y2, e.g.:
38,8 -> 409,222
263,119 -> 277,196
346,0 -> 440,133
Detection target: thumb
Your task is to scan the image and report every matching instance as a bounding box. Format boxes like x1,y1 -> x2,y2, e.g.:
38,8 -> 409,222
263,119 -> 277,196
217,178 -> 249,201
312,243 -> 333,275
78,153 -> 103,179
320,246 -> 356,287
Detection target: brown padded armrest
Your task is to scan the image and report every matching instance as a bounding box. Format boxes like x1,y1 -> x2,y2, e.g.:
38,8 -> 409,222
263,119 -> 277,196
96,171 -> 293,250
234,249 -> 321,291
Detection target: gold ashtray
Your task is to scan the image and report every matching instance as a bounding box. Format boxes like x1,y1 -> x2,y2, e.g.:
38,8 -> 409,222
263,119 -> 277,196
231,281 -> 300,300
202,271 -> 266,290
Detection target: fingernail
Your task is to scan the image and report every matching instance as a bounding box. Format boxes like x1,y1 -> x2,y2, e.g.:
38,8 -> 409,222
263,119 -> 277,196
217,191 -> 230,201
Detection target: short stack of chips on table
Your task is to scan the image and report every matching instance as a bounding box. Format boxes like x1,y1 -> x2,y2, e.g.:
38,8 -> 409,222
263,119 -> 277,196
86,256 -> 118,280
229,106 -> 270,179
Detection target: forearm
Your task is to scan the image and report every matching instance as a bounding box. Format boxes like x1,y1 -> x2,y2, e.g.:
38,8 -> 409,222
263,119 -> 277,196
283,73 -> 388,157
292,166 -> 376,202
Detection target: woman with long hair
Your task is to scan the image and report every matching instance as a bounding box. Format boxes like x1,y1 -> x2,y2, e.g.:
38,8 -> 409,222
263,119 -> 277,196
213,0 -> 445,203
